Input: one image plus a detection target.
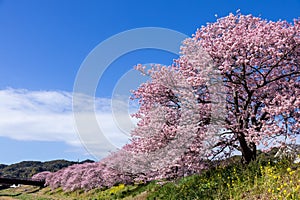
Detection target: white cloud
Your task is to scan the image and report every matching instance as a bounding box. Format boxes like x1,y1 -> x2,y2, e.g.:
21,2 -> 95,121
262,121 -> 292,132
0,88 -> 135,158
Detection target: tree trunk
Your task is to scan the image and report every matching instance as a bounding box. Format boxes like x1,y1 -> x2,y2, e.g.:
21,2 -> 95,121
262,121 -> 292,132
238,134 -> 256,164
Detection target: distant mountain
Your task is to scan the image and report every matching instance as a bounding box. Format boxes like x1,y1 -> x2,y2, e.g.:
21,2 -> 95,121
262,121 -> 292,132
0,164 -> 7,170
0,159 -> 94,178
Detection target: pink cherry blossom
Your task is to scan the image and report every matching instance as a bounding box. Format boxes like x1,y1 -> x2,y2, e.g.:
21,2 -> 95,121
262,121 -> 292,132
34,13 -> 300,191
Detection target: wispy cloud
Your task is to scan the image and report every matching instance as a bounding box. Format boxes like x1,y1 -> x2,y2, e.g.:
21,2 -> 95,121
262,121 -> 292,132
0,88 -> 134,158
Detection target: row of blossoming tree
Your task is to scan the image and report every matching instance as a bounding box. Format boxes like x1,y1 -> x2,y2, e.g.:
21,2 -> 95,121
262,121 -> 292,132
32,13 -> 300,191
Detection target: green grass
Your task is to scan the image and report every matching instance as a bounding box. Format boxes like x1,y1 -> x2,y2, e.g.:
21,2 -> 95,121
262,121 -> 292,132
1,156 -> 299,200
146,158 -> 300,200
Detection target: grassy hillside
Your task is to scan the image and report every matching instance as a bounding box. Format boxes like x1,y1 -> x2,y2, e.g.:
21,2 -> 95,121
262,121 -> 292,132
0,156 -> 299,200
0,160 -> 94,178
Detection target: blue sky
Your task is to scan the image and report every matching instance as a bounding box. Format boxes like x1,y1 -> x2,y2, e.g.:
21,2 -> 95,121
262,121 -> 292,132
0,0 -> 299,164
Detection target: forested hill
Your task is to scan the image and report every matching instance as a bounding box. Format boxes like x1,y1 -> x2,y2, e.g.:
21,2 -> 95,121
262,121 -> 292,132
0,159 -> 94,178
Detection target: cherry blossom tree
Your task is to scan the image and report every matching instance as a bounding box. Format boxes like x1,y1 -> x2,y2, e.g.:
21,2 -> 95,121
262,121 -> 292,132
34,13 -> 300,191
129,13 -> 300,165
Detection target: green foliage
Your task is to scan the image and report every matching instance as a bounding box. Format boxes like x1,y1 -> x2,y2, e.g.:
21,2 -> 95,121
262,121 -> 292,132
147,157 -> 300,200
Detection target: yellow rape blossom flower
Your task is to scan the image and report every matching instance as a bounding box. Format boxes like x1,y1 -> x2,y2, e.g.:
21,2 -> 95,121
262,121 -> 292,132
283,189 -> 287,194
289,171 -> 295,175
268,188 -> 271,193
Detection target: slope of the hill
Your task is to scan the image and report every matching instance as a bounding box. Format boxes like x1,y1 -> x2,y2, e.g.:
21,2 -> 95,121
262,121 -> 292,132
0,153 -> 299,200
